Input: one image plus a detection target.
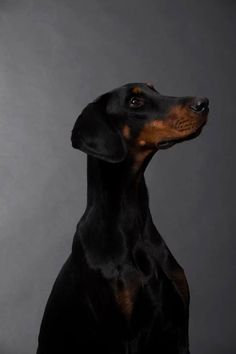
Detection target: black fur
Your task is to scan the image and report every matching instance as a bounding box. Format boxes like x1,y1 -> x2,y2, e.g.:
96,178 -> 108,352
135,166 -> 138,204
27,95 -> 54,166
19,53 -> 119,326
37,83 -> 209,354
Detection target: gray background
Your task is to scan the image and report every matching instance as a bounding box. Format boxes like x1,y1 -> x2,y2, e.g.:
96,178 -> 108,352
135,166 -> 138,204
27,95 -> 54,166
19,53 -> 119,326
0,0 -> 235,353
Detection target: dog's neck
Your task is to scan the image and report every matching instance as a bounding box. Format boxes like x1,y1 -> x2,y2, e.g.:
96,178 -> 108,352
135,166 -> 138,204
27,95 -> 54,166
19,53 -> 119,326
74,154 -> 156,271
86,155 -> 150,227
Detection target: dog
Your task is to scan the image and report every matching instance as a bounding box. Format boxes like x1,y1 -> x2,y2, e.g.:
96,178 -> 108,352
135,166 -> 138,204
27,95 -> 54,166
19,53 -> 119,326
36,82 -> 209,354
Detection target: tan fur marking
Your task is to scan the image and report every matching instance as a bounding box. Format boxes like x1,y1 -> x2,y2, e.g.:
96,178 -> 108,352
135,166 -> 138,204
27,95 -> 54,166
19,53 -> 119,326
122,125 -> 131,139
132,148 -> 153,172
130,104 -> 207,172
136,105 -> 206,147
138,139 -> 146,146
113,278 -> 142,321
115,287 -> 136,320
132,86 -> 142,94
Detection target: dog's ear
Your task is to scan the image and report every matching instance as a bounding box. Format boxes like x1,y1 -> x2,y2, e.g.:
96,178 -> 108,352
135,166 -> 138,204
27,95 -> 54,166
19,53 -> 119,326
71,94 -> 127,163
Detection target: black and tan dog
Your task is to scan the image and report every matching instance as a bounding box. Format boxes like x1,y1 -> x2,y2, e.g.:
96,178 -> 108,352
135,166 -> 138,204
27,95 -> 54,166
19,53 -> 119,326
37,83 -> 209,354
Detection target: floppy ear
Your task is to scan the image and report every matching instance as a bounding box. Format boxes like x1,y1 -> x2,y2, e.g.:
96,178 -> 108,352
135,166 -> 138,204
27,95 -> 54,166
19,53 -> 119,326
71,94 -> 127,163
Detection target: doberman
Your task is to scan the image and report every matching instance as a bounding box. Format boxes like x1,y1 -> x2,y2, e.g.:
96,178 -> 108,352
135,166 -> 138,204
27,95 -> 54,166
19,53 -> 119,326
37,83 -> 209,354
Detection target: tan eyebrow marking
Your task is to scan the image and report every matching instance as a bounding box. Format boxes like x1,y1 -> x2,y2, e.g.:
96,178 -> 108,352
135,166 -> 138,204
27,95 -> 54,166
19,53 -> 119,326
122,125 -> 131,139
132,87 -> 142,94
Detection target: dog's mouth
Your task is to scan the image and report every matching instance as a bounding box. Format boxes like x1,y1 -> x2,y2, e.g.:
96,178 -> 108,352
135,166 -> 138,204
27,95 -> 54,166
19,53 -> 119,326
157,140 -> 176,149
156,115 -> 208,150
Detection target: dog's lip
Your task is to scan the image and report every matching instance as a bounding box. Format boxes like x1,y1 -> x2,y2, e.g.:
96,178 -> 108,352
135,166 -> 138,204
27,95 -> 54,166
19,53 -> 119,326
156,140 -> 176,149
156,114 -> 208,149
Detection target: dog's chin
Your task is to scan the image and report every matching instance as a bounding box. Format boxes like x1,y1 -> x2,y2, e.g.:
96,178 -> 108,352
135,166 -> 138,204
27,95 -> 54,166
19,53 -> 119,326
156,140 -> 176,149
157,119 -> 207,150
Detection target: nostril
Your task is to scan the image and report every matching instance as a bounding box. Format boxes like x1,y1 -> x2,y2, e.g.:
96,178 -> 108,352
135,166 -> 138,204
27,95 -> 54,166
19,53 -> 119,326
190,97 -> 209,113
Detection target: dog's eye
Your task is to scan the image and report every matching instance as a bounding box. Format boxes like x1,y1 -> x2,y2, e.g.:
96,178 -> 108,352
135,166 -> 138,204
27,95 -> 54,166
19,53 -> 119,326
129,97 -> 144,108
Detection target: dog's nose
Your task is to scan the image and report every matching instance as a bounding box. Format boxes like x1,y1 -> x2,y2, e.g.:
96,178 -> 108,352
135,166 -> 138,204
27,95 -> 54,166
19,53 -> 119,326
190,97 -> 209,113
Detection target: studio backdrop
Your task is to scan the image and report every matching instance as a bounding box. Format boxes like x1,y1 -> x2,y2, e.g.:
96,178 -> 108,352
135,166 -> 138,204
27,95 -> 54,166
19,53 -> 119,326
0,1 -> 235,353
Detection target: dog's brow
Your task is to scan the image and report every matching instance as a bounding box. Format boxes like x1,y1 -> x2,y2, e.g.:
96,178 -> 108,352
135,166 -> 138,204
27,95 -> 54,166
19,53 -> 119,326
132,87 -> 142,94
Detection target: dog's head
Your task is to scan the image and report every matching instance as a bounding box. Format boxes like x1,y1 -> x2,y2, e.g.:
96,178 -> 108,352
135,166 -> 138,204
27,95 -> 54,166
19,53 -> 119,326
71,83 -> 209,165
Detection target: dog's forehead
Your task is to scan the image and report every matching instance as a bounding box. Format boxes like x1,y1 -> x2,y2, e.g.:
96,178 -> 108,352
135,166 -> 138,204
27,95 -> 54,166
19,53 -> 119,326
123,82 -> 158,93
106,83 -> 161,115
110,83 -> 159,100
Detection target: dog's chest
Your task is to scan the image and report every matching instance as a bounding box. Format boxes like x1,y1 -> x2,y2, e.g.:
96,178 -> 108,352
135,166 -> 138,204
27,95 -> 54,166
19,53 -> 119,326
111,265 -> 144,321
109,263 -> 185,327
